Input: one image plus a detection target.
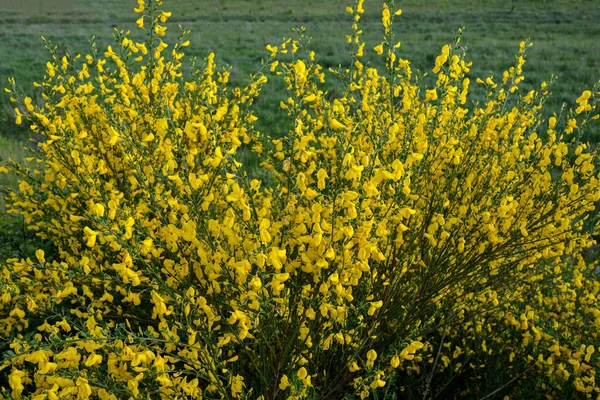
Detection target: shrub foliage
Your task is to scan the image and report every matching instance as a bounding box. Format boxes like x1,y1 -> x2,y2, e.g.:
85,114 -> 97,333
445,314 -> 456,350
1,0 -> 600,398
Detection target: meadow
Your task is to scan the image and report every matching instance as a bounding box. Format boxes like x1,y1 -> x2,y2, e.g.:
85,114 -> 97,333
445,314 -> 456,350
1,0 -> 600,398
0,0 -> 595,236
1,0 -> 599,133
0,0 -> 598,211
1,0 -> 599,186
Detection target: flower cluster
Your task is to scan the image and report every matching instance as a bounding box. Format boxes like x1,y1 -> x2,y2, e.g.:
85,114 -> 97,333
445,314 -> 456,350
1,0 -> 599,398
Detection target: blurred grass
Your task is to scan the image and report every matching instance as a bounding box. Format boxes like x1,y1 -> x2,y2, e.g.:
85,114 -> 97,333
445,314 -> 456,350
0,135 -> 34,211
0,0 -> 599,189
0,136 -> 33,206
0,134 -> 42,261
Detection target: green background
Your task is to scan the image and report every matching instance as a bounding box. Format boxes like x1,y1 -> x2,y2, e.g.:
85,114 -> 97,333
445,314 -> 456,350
1,0 -> 599,207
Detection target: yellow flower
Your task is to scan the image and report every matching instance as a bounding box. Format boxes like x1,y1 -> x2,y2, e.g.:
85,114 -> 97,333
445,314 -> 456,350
356,42 -> 365,57
155,24 -> 167,36
35,249 -> 45,263
151,290 -> 168,316
159,11 -> 172,23
83,226 -> 97,247
370,377 -> 386,389
92,203 -> 105,217
425,88 -> 438,101
39,361 -> 58,374
366,349 -> 377,367
329,117 -> 347,130
297,367 -> 312,386
84,353 -> 102,367
8,369 -> 26,394
230,375 -> 245,397
576,90 -> 593,114
279,375 -> 290,390
108,126 -> 119,146
266,44 -> 278,57
133,0 -> 144,13
367,349 -> 377,361
23,96 -> 34,112
303,93 -> 317,103
269,247 -> 286,270
76,377 -> 92,398
209,146 -> 223,167
433,44 -> 450,73
14,107 -> 23,125
367,300 -> 383,316
382,5 -> 391,32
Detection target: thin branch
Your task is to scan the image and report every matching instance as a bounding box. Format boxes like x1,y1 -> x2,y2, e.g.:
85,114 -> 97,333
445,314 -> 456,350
422,327 -> 447,400
479,362 -> 536,400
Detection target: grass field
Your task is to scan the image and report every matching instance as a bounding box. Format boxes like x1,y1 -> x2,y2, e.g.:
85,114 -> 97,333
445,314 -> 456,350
0,0 -> 599,199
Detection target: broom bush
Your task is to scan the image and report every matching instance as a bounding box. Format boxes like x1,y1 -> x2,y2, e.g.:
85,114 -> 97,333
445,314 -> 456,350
1,0 -> 600,398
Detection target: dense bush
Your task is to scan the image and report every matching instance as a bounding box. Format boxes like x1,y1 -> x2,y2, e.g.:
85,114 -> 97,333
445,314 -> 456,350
1,0 -> 600,398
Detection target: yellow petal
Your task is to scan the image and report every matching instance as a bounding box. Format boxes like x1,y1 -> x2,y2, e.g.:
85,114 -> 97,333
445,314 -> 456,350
329,117 -> 347,130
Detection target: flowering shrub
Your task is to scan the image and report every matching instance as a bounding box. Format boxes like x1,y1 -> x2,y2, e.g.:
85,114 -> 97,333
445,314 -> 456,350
1,0 -> 600,398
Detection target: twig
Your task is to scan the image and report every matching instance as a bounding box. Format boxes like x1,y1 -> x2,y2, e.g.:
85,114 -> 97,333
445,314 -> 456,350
422,328 -> 446,400
479,362 -> 536,400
